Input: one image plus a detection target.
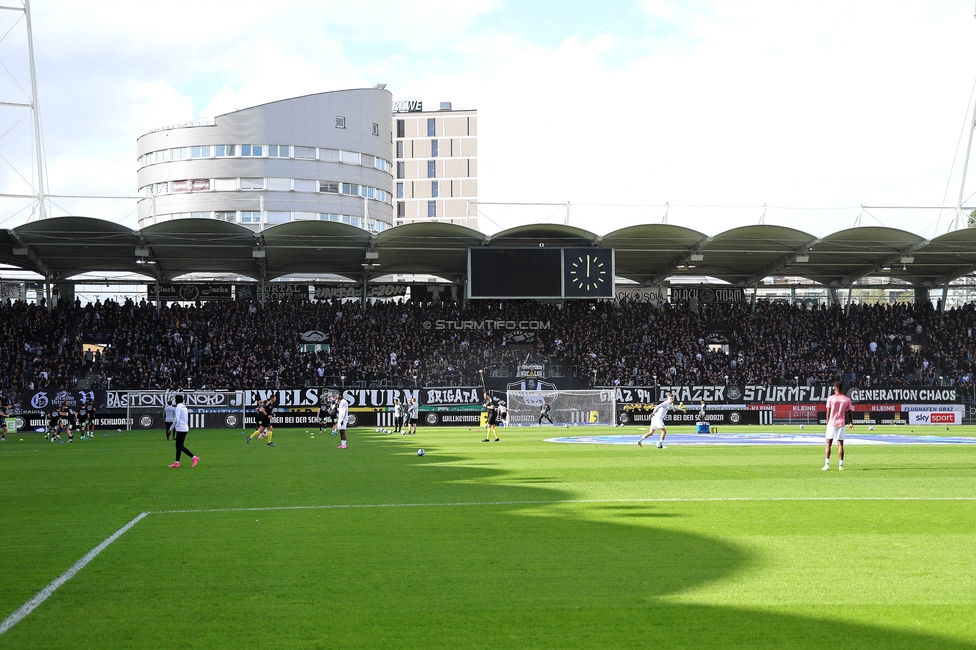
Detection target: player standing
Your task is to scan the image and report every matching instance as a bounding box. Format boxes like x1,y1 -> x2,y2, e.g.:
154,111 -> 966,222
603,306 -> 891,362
85,403 -> 96,439
538,400 -> 554,426
336,393 -> 350,448
318,392 -> 331,434
169,395 -> 199,468
0,402 -> 8,442
497,400 -> 508,428
164,399 -> 176,440
407,397 -> 419,435
483,393 -> 499,442
393,398 -> 403,434
76,406 -> 88,440
823,381 -> 854,471
637,394 -> 685,449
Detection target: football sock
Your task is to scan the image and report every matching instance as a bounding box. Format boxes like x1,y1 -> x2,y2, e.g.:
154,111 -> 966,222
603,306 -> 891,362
249,431 -> 260,440
839,460 -> 844,467
266,430 -> 273,443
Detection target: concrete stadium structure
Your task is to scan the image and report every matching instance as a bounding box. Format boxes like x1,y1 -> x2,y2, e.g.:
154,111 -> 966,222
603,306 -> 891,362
136,88 -> 395,232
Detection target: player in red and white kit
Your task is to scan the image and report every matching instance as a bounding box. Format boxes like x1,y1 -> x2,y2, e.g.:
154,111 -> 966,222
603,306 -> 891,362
823,381 -> 854,471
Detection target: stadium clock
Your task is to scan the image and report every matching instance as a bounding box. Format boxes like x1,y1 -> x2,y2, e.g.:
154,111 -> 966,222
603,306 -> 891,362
563,248 -> 614,298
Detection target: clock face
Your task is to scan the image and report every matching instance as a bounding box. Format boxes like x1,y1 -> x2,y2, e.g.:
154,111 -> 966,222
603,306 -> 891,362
564,248 -> 613,297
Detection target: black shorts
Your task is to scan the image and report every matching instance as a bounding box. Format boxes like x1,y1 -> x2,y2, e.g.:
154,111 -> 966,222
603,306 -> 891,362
409,417 -> 418,425
318,409 -> 328,419
487,414 -> 498,425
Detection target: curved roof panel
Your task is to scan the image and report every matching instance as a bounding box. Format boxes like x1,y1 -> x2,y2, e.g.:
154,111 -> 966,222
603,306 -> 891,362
261,220 -> 373,281
601,224 -> 708,285
14,216 -> 141,279
141,218 -> 259,280
489,224 -> 597,248
376,222 -> 485,281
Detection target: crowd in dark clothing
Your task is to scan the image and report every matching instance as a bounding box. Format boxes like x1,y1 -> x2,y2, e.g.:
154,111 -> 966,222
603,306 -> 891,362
0,296 -> 973,396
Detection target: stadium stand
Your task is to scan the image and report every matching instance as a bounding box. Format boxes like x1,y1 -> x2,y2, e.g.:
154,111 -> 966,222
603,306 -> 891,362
0,296 -> 972,396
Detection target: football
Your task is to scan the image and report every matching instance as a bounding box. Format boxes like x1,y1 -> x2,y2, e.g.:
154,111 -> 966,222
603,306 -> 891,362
417,448 -> 425,456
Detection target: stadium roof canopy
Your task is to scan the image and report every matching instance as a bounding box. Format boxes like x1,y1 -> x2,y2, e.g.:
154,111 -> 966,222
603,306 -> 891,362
2,216 -> 975,288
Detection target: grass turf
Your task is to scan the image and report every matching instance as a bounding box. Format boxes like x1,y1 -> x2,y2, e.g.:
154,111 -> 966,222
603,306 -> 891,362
1,424 -> 976,649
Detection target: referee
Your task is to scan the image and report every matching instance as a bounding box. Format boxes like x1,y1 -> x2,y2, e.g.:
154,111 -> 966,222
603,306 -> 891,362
168,395 -> 200,468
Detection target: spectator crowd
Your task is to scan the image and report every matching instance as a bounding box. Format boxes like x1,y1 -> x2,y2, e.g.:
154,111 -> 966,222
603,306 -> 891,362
0,296 -> 974,397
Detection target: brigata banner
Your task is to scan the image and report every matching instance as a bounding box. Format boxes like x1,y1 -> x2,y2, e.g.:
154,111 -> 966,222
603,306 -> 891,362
148,283 -> 233,302
606,385 -> 960,405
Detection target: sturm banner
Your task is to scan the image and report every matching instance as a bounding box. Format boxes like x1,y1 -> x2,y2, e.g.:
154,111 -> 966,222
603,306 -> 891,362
607,385 -> 960,405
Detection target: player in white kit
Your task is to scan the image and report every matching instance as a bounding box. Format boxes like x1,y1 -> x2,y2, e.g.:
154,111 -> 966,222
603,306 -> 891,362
637,394 -> 685,449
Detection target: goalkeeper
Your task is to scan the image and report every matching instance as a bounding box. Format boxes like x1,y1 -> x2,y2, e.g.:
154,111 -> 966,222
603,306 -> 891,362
637,394 -> 685,449
538,400 -> 554,426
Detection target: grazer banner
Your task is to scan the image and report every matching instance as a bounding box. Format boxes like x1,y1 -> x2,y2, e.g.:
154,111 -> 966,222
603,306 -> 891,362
670,285 -> 745,304
607,385 -> 960,405
148,283 -> 233,302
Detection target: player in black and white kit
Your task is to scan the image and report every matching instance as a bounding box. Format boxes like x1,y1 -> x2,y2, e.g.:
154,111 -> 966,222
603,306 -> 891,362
76,407 -> 88,441
46,410 -> 61,442
0,402 -> 8,442
538,400 -> 554,426
482,393 -> 499,442
263,395 -> 277,447
318,393 -> 331,434
85,404 -> 96,439
247,400 -> 268,444
407,398 -> 419,435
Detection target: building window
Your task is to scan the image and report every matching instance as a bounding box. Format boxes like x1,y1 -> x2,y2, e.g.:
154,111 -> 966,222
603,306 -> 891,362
241,144 -> 263,157
191,146 -> 211,158
397,202 -> 405,218
372,123 -> 379,136
214,211 -> 236,222
396,182 -> 404,199
340,183 -> 359,195
294,146 -> 315,159
215,145 -> 236,157
240,178 -> 264,190
427,118 -> 435,137
396,119 -> 404,138
294,179 -> 317,192
427,200 -> 436,218
431,181 -> 439,198
267,177 -> 291,191
427,161 -> 435,178
336,116 -> 345,128
171,147 -> 189,160
320,181 -> 339,193
268,145 -> 289,157
397,161 -> 405,179
241,211 -> 261,223
396,141 -> 403,158
431,140 -> 438,157
213,178 -> 237,191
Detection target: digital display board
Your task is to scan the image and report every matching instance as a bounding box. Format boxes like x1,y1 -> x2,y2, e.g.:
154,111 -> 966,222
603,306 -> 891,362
467,248 -> 614,299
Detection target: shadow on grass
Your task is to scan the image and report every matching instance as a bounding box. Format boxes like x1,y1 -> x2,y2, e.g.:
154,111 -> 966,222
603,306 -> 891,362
5,431 -> 973,649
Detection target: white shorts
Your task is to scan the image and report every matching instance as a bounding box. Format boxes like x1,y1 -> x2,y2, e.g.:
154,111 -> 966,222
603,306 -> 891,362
650,417 -> 665,430
825,425 -> 845,441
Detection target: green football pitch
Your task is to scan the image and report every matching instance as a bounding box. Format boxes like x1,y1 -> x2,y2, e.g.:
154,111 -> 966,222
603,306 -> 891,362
2,424 -> 976,649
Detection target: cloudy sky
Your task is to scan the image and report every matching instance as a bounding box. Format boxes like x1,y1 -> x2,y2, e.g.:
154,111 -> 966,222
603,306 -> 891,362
0,0 -> 974,237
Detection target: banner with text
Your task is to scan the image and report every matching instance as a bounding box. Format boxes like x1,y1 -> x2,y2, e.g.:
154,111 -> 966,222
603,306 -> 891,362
148,283 -> 233,302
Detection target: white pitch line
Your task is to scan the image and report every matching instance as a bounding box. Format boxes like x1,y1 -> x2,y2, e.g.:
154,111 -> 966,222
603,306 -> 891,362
153,496 -> 976,515
0,511 -> 149,636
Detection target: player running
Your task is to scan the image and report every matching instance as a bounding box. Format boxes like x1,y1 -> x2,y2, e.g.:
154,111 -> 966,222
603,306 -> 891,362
263,395 -> 277,447
823,381 -> 854,471
0,402 -> 8,442
164,399 -> 176,440
76,406 -> 88,440
46,410 -> 61,442
637,394 -> 685,449
246,400 -> 269,444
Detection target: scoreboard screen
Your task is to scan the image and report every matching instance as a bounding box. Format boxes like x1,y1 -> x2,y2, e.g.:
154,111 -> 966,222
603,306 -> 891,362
467,248 -> 614,299
468,248 -> 562,298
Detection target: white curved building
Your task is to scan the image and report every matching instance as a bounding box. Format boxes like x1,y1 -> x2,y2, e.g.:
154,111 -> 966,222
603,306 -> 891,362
136,88 -> 394,231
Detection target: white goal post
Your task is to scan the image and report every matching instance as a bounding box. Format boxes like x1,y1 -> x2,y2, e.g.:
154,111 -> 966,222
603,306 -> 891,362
505,389 -> 617,426
124,391 -> 246,431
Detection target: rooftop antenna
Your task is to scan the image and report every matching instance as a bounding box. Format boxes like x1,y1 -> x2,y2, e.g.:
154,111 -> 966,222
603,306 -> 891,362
759,203 -> 767,225
0,0 -> 50,221
662,201 -> 669,224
